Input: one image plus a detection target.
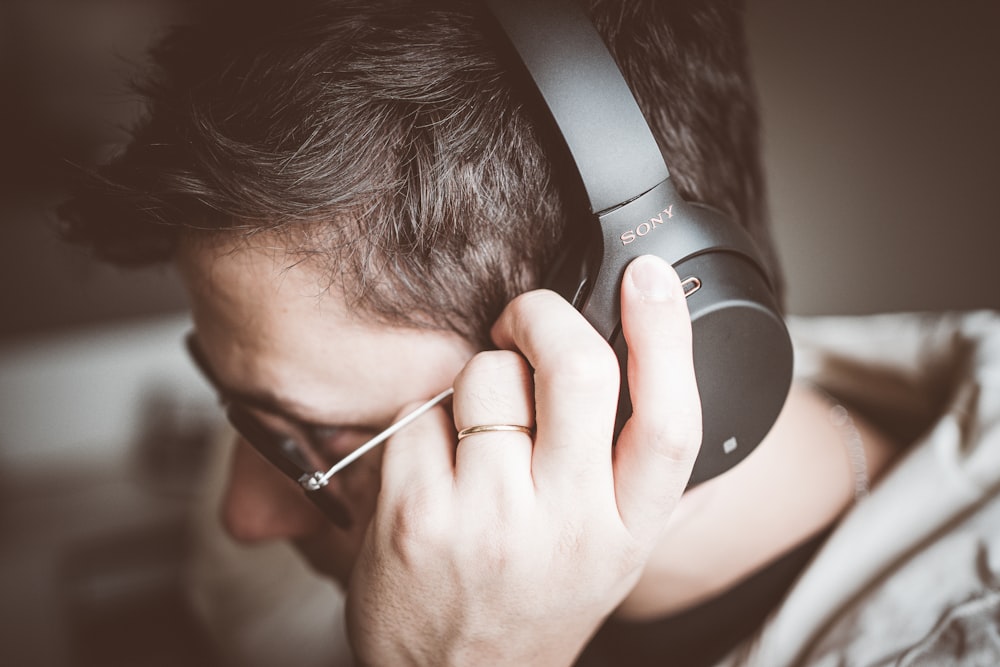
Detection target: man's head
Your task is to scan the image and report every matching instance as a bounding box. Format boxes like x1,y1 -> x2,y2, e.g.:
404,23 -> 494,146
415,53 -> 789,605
61,0 -> 778,583
64,0 -> 779,346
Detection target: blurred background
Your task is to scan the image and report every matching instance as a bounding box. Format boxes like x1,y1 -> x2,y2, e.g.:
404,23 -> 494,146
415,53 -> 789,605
0,1 -> 997,665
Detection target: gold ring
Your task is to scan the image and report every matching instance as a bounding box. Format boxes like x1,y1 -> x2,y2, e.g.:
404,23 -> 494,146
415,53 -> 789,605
456,424 -> 534,441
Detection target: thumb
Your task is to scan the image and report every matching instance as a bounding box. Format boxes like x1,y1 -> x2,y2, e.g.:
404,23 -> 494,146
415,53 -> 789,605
613,255 -> 702,544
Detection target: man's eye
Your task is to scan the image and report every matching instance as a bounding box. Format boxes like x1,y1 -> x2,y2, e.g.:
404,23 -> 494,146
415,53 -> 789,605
276,436 -> 313,471
312,426 -> 376,462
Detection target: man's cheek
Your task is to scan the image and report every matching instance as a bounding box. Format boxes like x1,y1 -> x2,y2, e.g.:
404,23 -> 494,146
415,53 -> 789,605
296,452 -> 384,586
293,529 -> 362,588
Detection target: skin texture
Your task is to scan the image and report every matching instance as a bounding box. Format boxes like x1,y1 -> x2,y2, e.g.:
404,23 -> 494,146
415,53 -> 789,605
179,236 -> 478,586
177,235 -> 898,665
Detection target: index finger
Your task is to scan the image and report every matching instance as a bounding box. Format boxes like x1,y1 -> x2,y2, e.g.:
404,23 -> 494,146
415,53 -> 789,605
379,401 -> 457,508
490,290 -> 621,486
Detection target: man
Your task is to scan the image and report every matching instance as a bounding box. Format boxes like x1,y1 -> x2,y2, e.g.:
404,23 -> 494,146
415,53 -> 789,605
62,1 -> 897,664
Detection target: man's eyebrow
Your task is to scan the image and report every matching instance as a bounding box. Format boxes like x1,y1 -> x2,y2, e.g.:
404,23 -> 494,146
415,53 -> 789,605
186,333 -> 361,429
224,385 -> 328,425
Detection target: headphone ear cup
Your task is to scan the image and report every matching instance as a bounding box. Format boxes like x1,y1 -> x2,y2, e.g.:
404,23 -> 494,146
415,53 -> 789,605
612,250 -> 793,487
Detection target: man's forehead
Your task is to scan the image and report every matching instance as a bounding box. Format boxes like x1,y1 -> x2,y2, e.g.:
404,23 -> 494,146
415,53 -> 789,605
177,233 -> 475,427
177,231 -> 337,306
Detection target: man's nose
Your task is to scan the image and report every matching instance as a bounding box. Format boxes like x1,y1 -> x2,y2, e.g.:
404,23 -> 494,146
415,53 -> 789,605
221,437 -> 326,543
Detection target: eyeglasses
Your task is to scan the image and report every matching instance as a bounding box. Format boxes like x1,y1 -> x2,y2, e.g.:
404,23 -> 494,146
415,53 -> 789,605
185,333 -> 452,529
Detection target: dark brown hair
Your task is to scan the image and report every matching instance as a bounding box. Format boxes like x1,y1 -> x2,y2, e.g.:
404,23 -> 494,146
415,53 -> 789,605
61,0 -> 780,346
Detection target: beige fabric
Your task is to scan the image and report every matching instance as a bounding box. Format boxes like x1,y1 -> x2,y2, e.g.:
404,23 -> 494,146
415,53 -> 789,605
728,310 -> 1000,666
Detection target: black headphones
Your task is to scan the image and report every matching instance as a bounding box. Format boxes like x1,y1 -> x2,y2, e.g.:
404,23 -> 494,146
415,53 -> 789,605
484,0 -> 793,486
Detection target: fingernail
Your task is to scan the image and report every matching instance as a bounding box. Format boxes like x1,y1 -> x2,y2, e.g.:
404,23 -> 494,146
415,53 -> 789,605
629,255 -> 675,301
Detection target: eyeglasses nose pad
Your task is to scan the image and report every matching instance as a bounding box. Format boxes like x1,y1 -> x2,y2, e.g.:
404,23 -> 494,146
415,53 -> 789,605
306,489 -> 354,531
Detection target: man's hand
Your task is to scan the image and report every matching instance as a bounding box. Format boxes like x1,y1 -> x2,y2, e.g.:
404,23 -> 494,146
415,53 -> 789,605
346,255 -> 702,666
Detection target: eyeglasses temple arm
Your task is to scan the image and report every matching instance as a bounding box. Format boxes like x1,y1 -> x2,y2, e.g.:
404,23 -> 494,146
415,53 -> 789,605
313,387 -> 455,485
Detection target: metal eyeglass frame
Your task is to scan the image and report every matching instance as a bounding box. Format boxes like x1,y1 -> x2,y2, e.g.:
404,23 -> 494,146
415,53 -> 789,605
185,333 -> 453,524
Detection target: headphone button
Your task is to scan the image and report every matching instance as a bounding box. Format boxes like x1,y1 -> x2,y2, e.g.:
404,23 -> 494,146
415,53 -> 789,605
681,276 -> 702,298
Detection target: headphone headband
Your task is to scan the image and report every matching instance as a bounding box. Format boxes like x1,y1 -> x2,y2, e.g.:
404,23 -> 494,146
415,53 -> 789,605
484,0 -> 668,215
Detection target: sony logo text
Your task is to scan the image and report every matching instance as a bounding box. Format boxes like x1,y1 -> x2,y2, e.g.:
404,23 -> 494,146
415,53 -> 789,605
620,205 -> 673,245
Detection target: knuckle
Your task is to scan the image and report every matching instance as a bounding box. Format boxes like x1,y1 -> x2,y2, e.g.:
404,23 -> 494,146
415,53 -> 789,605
508,288 -> 557,314
652,415 -> 703,463
502,290 -> 544,330
455,500 -> 534,579
644,320 -> 693,356
629,301 -> 692,349
500,289 -> 565,335
386,493 -> 448,563
453,350 -> 533,425
457,349 -> 527,386
662,325 -> 694,356
471,528 -> 515,574
555,343 -> 619,388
